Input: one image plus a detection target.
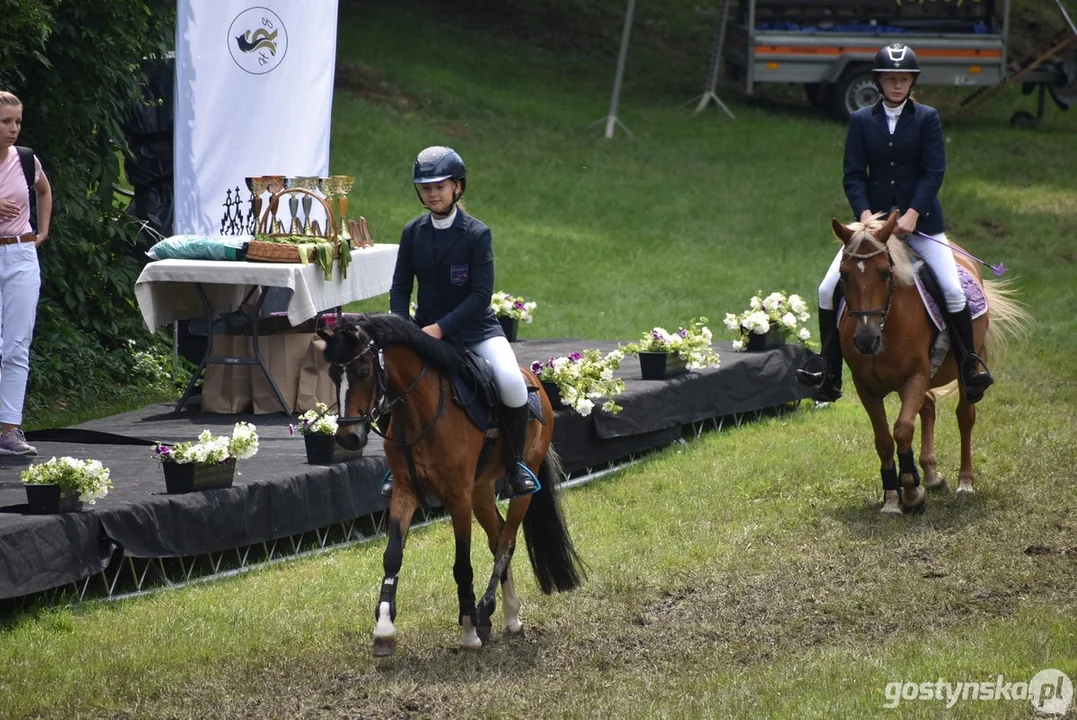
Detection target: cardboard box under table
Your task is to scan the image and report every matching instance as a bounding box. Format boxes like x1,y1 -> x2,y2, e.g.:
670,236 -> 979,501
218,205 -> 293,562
132,244 -> 399,414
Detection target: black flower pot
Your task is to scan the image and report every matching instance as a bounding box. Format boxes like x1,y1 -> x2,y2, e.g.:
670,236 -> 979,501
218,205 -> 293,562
497,315 -> 519,342
540,381 -> 564,409
745,327 -> 786,352
25,483 -> 83,514
304,433 -> 340,464
162,459 -> 236,494
639,352 -> 688,380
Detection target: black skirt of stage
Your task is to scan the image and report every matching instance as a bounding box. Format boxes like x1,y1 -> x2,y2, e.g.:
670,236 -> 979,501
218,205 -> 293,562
0,339 -> 811,601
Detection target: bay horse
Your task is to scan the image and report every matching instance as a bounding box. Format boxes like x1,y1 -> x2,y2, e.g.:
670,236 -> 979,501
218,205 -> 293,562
832,211 -> 1028,515
319,313 -> 584,656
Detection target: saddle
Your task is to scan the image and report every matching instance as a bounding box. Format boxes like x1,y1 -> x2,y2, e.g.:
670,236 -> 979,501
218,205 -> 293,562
452,350 -> 545,432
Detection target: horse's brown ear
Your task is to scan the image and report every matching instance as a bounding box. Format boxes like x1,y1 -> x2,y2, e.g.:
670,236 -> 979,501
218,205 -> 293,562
831,218 -> 854,244
876,210 -> 899,243
316,327 -> 334,343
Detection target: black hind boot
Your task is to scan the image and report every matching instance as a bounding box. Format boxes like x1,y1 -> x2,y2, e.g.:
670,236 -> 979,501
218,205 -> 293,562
501,403 -> 539,497
945,303 -> 993,404
795,308 -> 843,403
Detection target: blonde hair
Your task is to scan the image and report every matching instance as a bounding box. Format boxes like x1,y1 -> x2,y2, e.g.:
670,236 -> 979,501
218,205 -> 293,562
844,214 -> 917,288
0,91 -> 22,108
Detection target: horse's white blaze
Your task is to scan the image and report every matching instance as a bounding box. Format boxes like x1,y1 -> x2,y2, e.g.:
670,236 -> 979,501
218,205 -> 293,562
460,616 -> 482,649
374,601 -> 395,641
502,567 -> 523,634
857,260 -> 866,273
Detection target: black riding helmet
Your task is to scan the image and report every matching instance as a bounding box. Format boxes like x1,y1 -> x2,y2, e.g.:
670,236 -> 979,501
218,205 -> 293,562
872,43 -> 921,96
413,146 -> 466,209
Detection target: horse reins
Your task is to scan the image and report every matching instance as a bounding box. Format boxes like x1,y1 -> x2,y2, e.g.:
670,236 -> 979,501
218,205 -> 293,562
843,243 -> 895,332
329,333 -> 447,450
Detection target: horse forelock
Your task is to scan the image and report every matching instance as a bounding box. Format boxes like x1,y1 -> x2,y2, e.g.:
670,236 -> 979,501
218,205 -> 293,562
356,313 -> 466,377
843,223 -> 916,287
323,320 -> 365,364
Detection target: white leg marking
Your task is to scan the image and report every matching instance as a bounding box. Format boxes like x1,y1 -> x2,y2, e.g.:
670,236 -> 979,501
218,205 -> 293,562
502,566 -> 523,634
374,601 -> 396,641
460,616 -> 483,650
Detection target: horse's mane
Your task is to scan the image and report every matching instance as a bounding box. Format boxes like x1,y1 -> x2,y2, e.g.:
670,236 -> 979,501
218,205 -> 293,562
350,313 -> 466,376
844,217 -> 917,287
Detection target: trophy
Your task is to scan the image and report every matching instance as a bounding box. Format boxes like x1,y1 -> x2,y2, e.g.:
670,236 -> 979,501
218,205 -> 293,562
283,177 -> 304,235
329,175 -> 355,244
244,176 -> 268,233
317,176 -> 340,238
291,176 -> 320,235
263,175 -> 286,234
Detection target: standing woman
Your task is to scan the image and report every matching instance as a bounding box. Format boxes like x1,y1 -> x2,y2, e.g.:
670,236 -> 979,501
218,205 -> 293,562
387,145 -> 538,497
798,43 -> 993,404
0,91 -> 51,454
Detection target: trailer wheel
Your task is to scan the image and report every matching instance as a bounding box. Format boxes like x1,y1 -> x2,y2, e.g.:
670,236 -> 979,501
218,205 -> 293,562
833,68 -> 878,121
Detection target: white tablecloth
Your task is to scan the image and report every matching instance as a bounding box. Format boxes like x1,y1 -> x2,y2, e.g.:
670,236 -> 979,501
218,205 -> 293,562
134,244 -> 399,331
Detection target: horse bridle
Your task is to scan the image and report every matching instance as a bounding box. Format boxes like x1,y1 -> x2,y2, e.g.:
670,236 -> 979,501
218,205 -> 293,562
328,330 -> 446,449
843,243 -> 895,332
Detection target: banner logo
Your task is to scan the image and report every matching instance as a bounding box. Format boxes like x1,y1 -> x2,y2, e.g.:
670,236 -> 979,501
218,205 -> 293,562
228,7 -> 288,75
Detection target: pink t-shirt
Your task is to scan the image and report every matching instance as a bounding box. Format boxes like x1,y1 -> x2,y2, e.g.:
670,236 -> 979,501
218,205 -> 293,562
0,146 -> 42,237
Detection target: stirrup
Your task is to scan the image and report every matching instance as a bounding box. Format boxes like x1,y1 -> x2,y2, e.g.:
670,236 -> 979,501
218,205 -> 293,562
960,355 -> 993,403
796,354 -> 828,388
508,462 -> 541,497
380,470 -> 393,497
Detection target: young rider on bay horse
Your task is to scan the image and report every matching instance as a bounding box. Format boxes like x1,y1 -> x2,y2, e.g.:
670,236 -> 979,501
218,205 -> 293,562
797,43 -> 994,404
384,145 -> 539,498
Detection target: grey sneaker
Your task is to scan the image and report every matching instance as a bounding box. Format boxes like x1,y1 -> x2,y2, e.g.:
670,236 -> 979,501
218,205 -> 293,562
0,428 -> 37,456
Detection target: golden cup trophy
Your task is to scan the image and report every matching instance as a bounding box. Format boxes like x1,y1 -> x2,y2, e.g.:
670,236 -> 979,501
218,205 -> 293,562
327,175 -> 355,244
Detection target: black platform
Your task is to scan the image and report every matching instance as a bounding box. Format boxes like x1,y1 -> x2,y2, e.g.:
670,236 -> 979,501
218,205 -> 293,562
0,339 -> 811,601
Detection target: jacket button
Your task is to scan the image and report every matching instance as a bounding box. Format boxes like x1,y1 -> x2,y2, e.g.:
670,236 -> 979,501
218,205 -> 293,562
890,161 -> 895,166
888,142 -> 893,147
890,180 -> 895,185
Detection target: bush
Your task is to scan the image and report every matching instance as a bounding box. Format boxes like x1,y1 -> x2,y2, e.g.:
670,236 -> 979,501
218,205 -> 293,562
0,0 -> 176,419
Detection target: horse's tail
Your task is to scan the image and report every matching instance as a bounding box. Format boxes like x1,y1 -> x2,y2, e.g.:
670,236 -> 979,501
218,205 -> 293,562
982,276 -> 1032,365
522,445 -> 585,594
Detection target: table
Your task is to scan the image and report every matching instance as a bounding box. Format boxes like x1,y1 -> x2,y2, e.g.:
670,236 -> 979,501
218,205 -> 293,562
134,244 -> 399,412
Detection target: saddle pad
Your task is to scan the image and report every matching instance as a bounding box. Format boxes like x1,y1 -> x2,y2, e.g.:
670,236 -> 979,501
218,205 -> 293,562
914,264 -> 988,332
451,367 -> 544,432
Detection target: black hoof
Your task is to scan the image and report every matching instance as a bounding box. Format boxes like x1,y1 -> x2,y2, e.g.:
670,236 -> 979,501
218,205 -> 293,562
902,500 -> 926,515
476,623 -> 492,645
926,480 -> 949,494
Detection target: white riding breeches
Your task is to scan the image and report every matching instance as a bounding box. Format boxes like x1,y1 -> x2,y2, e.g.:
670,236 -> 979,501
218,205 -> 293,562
469,335 -> 528,408
818,231 -> 966,313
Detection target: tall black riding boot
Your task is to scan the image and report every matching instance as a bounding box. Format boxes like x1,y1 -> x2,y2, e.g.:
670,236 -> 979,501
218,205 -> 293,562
795,307 -> 843,403
501,403 -> 539,497
945,303 -> 993,404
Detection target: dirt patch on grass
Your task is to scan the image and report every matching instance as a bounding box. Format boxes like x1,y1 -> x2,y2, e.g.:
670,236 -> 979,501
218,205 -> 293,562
335,64 -> 430,112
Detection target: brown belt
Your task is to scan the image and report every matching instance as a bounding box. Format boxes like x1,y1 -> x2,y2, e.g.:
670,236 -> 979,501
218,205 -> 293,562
0,234 -> 36,245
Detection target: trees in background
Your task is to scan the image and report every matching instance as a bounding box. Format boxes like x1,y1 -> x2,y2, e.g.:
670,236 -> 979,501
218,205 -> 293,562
0,0 -> 176,416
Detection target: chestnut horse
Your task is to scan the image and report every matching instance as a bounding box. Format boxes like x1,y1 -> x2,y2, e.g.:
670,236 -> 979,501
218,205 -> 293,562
319,313 -> 584,656
832,212 -> 1028,515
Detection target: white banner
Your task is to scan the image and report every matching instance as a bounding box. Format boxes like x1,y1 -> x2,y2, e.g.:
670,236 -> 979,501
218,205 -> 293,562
174,0 -> 338,234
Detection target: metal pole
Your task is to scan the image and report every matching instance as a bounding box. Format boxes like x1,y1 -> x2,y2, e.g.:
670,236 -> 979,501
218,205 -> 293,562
693,0 -> 736,118
590,0 -> 636,138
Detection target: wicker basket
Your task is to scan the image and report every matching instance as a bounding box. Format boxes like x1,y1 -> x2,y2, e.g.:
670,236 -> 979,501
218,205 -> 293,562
246,188 -> 339,264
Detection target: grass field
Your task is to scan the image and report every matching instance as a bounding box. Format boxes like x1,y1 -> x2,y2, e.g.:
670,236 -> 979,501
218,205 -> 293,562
2,0 -> 1076,717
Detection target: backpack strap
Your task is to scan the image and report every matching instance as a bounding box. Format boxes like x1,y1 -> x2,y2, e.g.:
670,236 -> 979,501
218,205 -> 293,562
14,146 -> 37,233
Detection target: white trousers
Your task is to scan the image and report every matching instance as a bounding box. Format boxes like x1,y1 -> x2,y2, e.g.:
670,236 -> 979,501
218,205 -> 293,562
818,231 -> 966,313
0,243 -> 41,426
469,335 -> 528,408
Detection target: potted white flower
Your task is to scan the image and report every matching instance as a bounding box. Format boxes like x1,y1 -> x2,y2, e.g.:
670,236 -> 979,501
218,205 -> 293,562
724,291 -> 813,352
21,457 -> 113,514
490,291 -> 537,342
290,402 -> 343,464
152,422 -> 259,493
530,348 -> 626,417
624,317 -> 721,379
